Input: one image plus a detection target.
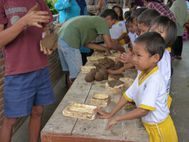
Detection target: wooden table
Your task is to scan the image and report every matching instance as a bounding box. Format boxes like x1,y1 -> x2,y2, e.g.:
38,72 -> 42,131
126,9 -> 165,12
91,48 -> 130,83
41,68 -> 148,142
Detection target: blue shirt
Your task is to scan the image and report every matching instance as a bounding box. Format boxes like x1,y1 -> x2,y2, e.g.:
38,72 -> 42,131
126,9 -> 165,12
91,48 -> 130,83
54,0 -> 80,23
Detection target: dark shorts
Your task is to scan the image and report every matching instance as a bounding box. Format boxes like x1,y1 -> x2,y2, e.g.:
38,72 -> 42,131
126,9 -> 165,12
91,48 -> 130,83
4,68 -> 55,118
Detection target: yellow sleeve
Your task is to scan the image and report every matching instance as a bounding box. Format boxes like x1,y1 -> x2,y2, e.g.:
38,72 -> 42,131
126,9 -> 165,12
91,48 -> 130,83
139,104 -> 156,111
123,92 -> 133,102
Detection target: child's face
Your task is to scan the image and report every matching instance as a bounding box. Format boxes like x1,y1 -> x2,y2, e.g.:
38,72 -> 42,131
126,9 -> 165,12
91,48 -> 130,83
127,22 -> 135,33
127,20 -> 138,34
132,18 -> 141,35
114,7 -> 121,17
132,42 -> 159,71
138,23 -> 149,35
149,24 -> 167,40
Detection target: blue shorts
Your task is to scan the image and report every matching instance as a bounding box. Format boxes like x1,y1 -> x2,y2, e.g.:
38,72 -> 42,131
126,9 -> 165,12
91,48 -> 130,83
58,38 -> 82,79
4,68 -> 55,118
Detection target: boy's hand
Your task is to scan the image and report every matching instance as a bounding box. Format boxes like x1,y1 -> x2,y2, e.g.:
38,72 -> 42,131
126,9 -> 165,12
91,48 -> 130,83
104,48 -> 111,56
107,69 -> 115,74
96,108 -> 113,119
22,4 -> 50,28
40,41 -> 54,55
106,117 -> 118,129
118,52 -> 132,63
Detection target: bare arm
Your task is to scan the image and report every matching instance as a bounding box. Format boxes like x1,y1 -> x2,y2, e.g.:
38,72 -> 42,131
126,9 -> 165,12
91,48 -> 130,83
107,63 -> 134,75
107,66 -> 126,75
103,34 -> 113,49
0,19 -> 27,48
85,43 -> 107,51
97,95 -> 127,119
103,34 -> 125,51
0,4 -> 50,48
86,0 -> 104,13
123,62 -> 134,70
107,108 -> 149,129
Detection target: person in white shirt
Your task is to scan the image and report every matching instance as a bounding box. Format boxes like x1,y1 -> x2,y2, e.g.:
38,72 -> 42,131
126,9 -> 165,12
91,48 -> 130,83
150,16 -> 177,108
97,32 -> 178,142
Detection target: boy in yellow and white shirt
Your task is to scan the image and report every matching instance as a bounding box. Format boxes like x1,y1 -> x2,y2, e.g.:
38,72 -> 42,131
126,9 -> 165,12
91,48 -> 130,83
97,32 -> 178,142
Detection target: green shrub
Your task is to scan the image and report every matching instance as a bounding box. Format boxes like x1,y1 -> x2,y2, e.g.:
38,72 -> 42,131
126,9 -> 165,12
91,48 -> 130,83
45,0 -> 58,15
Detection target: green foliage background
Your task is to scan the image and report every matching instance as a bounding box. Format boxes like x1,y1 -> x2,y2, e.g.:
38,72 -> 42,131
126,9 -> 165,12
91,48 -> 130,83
45,0 -> 58,14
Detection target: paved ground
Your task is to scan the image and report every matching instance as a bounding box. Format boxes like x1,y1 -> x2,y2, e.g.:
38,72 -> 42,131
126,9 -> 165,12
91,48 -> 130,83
12,40 -> 189,142
171,40 -> 189,142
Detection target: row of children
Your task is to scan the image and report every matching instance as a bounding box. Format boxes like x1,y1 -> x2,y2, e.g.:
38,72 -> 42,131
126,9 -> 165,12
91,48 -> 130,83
0,1 -> 182,142
95,5 -> 178,142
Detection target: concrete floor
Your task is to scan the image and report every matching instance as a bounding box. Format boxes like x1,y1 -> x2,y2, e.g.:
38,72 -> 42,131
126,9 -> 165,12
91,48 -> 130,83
12,41 -> 189,142
171,40 -> 189,142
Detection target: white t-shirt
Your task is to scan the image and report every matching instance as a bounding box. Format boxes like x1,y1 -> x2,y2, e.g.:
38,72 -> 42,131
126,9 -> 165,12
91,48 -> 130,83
158,49 -> 171,94
124,67 -> 169,124
110,21 -> 126,39
128,32 -> 138,43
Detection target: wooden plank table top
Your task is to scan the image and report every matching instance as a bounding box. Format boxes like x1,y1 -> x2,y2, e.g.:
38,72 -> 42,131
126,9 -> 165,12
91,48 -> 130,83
41,59 -> 148,142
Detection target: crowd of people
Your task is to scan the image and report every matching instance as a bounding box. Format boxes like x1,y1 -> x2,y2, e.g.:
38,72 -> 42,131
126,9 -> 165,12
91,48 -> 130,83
0,0 -> 189,142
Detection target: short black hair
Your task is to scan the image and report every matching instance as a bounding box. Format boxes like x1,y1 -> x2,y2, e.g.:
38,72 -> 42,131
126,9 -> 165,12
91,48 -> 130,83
112,5 -> 124,20
124,11 -> 131,21
137,9 -> 160,26
131,7 -> 147,19
126,16 -> 134,24
151,16 -> 177,45
100,9 -> 118,20
134,32 -> 166,60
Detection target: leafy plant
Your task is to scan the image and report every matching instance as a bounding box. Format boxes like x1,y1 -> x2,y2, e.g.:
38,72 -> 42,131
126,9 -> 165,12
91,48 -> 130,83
45,0 -> 58,14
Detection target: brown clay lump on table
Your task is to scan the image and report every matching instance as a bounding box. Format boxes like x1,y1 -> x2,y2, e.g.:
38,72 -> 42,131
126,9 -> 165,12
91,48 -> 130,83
85,69 -> 97,82
108,80 -> 124,88
109,61 -> 124,70
95,68 -> 108,81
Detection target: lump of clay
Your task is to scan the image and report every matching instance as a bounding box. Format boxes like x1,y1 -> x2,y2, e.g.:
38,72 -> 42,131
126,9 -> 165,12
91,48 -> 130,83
40,33 -> 58,50
85,69 -> 96,82
95,72 -> 104,81
40,23 -> 58,50
95,69 -> 108,81
97,57 -> 115,69
109,74 -> 124,80
110,61 -> 124,70
99,68 -> 108,80
108,80 -> 124,88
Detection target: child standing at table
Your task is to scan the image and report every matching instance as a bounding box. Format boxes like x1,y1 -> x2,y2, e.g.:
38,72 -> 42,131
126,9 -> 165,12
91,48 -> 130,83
137,9 -> 160,35
110,5 -> 128,47
107,9 -> 160,75
97,32 -> 178,142
149,16 -> 177,108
